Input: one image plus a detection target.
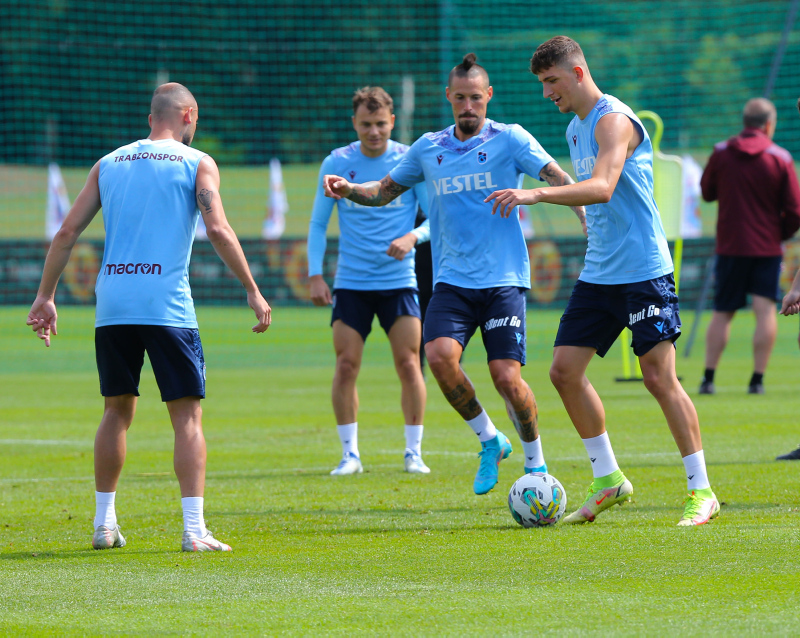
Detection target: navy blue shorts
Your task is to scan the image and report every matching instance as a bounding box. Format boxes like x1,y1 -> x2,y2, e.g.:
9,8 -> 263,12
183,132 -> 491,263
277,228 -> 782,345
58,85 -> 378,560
714,255 -> 782,311
95,325 -> 206,402
423,283 -> 527,364
555,274 -> 681,357
331,288 -> 421,341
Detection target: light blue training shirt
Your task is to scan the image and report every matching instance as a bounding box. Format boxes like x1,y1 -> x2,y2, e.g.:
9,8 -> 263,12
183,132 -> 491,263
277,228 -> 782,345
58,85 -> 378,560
307,140 -> 430,291
389,119 -> 553,289
95,138 -> 206,328
567,94 -> 673,284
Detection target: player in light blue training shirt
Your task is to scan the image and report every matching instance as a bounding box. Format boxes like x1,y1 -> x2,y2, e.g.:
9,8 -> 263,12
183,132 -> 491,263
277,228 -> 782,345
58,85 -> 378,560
96,138 -> 207,328
323,55 -> 585,496
307,87 -> 431,477
488,36 -> 718,526
28,83 -> 271,552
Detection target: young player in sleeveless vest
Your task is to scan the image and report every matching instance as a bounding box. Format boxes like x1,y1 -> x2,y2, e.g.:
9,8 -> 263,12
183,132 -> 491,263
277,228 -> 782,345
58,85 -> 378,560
486,36 -> 719,526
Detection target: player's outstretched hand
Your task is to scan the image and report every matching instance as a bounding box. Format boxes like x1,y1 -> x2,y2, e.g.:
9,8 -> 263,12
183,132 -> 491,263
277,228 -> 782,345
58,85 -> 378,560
309,275 -> 332,306
386,232 -> 418,261
248,290 -> 272,332
485,188 -> 539,218
27,296 -> 58,347
323,175 -> 353,200
780,289 -> 800,316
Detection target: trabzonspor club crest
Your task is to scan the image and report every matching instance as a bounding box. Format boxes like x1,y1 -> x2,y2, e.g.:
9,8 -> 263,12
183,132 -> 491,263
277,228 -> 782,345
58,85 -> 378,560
477,151 -> 487,164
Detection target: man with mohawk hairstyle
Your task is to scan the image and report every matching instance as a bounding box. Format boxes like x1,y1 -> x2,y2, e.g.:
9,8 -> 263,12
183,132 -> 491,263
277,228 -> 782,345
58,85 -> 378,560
324,54 -> 585,496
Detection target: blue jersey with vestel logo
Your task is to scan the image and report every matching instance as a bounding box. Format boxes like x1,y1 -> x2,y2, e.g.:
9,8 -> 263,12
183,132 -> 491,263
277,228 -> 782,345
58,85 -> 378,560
567,94 -> 672,284
307,140 -> 429,290
95,138 -> 206,328
389,119 -> 553,289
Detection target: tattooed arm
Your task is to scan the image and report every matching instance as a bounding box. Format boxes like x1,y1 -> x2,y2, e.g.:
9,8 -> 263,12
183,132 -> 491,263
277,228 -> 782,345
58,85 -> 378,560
539,162 -> 587,236
196,156 -> 271,332
323,173 -> 410,207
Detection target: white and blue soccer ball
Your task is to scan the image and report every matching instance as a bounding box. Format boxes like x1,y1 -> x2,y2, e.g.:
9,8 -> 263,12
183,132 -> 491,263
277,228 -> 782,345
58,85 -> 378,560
508,472 -> 567,528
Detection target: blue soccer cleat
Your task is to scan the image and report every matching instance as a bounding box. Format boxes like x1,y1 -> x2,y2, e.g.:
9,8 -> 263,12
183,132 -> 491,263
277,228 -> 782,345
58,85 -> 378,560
474,431 -> 512,495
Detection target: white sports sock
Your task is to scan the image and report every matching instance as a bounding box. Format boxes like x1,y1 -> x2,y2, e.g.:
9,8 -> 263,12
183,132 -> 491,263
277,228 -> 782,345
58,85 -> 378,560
337,422 -> 359,457
181,496 -> 208,537
521,437 -> 545,470
682,450 -> 711,491
582,432 -> 620,478
404,424 -> 423,456
94,491 -> 117,530
466,410 -> 497,443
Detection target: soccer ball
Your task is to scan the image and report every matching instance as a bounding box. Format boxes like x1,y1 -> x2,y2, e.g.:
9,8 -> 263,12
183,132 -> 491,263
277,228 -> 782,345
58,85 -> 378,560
508,472 -> 567,528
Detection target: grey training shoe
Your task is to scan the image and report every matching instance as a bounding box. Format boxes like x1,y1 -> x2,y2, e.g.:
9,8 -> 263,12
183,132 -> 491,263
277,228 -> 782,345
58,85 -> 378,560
181,530 -> 232,552
92,525 -> 126,550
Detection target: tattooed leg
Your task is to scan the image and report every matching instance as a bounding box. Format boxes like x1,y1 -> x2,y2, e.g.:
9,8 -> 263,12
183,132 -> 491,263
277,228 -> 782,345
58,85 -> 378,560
438,372 -> 483,421
490,360 -> 539,442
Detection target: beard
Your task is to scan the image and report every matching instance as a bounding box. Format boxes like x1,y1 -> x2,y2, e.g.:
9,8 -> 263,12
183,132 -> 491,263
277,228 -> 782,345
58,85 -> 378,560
456,116 -> 480,136
181,127 -> 194,146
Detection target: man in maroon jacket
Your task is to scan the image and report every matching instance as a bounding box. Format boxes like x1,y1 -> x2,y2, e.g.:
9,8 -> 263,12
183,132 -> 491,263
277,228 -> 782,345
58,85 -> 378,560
699,97 -> 800,396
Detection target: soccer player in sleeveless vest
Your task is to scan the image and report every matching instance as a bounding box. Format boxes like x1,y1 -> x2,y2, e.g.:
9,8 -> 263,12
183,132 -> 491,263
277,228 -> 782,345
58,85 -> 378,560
487,36 -> 719,526
324,55 -> 586,496
27,83 -> 272,551
307,87 -> 432,475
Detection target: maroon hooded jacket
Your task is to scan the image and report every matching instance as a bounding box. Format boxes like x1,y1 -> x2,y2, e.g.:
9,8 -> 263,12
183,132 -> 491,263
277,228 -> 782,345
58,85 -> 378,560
701,128 -> 800,256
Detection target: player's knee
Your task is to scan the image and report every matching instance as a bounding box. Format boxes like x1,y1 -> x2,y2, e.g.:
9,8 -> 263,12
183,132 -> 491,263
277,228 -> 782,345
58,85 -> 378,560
490,367 -> 519,399
425,348 -> 456,382
549,361 -> 573,391
103,395 -> 136,424
335,355 -> 360,382
641,367 -> 671,397
396,355 -> 422,383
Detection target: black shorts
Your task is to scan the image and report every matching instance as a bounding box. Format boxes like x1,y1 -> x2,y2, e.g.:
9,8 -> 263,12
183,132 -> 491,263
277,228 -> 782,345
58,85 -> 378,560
95,325 -> 206,402
713,255 -> 782,311
331,288 -> 421,341
423,282 -> 527,364
555,274 -> 681,357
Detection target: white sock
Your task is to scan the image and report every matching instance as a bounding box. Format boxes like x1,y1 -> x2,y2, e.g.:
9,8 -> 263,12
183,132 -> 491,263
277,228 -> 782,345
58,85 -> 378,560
466,410 -> 497,442
94,491 -> 117,530
181,496 -> 208,537
682,450 -> 711,491
337,422 -> 359,457
404,424 -> 423,455
522,437 -> 545,470
582,432 -> 620,478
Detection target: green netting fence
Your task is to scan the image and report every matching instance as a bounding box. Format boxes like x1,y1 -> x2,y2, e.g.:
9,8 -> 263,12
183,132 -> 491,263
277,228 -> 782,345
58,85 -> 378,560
1,0 -> 799,306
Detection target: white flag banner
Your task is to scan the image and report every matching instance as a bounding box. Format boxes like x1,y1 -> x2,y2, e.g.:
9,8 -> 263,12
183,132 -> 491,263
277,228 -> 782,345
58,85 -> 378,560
518,205 -> 535,239
195,212 -> 208,240
46,163 -> 71,240
262,157 -> 288,239
680,154 -> 703,239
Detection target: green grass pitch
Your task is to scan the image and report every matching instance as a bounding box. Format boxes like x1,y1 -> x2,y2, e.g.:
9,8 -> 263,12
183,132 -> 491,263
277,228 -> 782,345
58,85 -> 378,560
2,305 -> 800,634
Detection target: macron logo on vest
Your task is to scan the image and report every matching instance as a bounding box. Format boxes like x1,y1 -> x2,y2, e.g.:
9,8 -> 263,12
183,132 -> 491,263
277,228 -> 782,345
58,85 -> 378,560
105,263 -> 162,275
432,171 -> 498,196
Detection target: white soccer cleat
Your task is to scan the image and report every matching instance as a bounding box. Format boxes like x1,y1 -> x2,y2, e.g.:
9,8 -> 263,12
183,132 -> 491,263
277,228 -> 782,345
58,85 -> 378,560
330,452 -> 363,476
404,449 -> 431,474
181,530 -> 232,552
92,525 -> 126,550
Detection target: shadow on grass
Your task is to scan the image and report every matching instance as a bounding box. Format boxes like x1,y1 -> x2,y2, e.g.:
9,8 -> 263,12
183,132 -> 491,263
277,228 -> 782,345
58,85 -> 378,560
0,547 -> 185,561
